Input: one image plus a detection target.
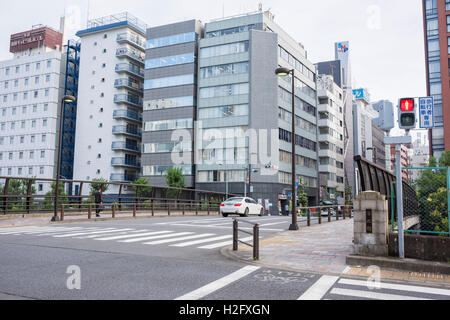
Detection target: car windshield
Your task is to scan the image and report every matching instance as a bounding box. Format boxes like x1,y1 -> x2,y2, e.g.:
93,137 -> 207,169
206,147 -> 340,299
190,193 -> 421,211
225,198 -> 243,202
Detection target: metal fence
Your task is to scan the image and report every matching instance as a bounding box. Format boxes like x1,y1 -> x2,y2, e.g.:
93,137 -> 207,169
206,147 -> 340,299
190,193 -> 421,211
390,167 -> 450,236
0,176 -> 233,218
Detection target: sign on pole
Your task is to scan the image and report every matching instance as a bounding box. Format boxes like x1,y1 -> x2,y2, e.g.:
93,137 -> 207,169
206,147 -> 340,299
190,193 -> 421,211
418,97 -> 434,129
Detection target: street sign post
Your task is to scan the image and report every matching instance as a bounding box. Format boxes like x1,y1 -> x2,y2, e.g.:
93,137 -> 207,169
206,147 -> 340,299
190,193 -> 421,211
418,97 -> 434,129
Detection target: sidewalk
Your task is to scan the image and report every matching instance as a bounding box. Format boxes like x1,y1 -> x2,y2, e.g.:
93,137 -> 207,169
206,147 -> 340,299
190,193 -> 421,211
222,219 -> 450,286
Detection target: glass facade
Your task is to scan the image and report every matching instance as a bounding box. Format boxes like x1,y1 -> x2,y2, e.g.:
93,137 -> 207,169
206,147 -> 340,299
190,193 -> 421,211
144,74 -> 194,90
146,32 -> 196,49
144,96 -> 194,110
279,46 -> 315,82
200,41 -> 249,58
279,87 -> 316,116
200,62 -> 249,78
198,104 -> 249,119
199,83 -> 249,98
143,165 -> 192,176
144,118 -> 193,132
143,141 -> 192,153
145,52 -> 195,69
206,24 -> 257,38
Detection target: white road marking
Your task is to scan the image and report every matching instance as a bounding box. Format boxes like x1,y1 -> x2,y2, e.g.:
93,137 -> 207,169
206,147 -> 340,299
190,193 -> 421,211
143,233 -> 215,245
338,279 -> 450,297
95,231 -> 172,241
329,288 -> 431,300
75,230 -> 150,239
118,232 -> 193,243
342,266 -> 351,274
175,266 -> 261,300
32,227 -> 102,235
298,275 -> 339,300
171,235 -> 233,247
198,236 -> 253,250
52,228 -> 133,238
260,221 -> 289,227
157,222 -> 283,232
0,227 -> 90,235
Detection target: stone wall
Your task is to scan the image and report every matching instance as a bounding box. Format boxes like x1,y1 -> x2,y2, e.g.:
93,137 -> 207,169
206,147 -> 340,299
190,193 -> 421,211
388,233 -> 450,263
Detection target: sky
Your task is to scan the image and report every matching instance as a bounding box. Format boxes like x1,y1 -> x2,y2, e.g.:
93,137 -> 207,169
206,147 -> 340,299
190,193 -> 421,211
0,0 -> 427,118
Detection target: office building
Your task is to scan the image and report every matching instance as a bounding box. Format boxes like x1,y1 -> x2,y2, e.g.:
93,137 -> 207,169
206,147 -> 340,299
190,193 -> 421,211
0,25 -> 69,193
422,0 -> 450,157
73,13 -> 147,195
317,74 -> 345,202
143,20 -> 204,187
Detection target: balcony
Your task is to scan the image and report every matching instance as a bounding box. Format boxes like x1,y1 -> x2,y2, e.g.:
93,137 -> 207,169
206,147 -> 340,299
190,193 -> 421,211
116,47 -> 145,65
114,78 -> 143,93
112,125 -> 141,137
110,173 -> 138,182
112,142 -> 141,153
114,94 -> 143,108
115,63 -> 144,78
113,109 -> 142,123
111,157 -> 140,168
117,33 -> 145,50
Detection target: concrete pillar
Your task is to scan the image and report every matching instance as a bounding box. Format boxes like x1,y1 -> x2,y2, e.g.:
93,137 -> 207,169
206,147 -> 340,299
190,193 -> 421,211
353,191 -> 389,256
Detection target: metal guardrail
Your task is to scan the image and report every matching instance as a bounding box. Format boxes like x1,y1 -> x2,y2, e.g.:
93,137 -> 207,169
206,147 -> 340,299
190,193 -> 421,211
232,218 -> 260,261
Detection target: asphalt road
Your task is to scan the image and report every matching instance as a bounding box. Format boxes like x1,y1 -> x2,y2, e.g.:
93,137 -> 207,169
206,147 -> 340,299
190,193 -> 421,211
0,215 -> 449,301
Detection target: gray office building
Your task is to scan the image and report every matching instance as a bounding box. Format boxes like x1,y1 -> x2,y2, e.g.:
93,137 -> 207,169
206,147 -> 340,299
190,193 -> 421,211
143,20 -> 204,187
142,11 -> 319,214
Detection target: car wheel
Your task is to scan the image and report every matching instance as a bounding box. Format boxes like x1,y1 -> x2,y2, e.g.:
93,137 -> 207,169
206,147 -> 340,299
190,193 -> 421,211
222,213 -> 228,217
241,208 -> 249,217
259,208 -> 264,217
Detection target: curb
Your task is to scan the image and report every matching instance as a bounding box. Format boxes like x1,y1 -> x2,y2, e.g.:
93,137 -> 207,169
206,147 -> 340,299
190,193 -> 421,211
220,246 -> 450,289
346,255 -> 450,275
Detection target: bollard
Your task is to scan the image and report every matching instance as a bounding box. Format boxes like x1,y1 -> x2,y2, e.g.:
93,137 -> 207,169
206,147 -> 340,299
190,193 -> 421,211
61,205 -> 65,221
207,203 -> 210,216
183,204 -> 186,216
343,206 -> 346,220
328,207 -> 331,222
233,220 -> 238,251
336,207 -> 340,221
168,204 -> 171,216
133,204 -> 136,218
307,209 -> 311,226
88,205 -> 92,219
152,201 -> 154,217
196,204 -> 199,216
112,204 -> 116,218
253,224 -> 260,261
318,208 -> 322,224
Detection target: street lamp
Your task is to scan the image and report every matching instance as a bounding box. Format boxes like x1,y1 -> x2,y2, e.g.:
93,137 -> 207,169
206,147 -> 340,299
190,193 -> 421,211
275,67 -> 299,231
52,95 -> 76,222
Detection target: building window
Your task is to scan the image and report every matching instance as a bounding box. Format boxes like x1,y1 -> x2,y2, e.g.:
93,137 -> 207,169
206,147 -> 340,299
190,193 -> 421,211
43,119 -> 47,127
36,62 -> 40,70
46,75 -> 50,82
47,60 -> 51,68
40,167 -> 44,175
44,104 -> 48,111
31,135 -> 35,143
35,76 -> 39,84
144,74 -> 194,90
42,135 -> 46,142
26,65 -> 30,72
41,151 -> 45,158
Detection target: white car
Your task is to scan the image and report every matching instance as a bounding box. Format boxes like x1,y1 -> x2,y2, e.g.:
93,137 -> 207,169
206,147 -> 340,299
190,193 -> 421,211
220,197 -> 264,217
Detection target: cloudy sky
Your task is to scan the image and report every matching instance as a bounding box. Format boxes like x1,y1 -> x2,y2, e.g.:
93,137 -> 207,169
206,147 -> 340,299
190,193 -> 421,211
0,0 -> 426,106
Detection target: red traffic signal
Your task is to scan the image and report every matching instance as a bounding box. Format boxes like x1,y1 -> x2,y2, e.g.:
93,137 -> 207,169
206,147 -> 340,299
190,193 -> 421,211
400,98 -> 414,111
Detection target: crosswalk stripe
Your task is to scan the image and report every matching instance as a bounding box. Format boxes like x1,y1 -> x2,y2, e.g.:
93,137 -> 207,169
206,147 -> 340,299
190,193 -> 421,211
171,235 -> 233,247
144,233 -> 215,245
34,228 -> 105,236
118,232 -> 193,243
329,288 -> 431,300
198,236 -> 253,250
156,222 -> 283,232
260,221 -> 289,227
52,228 -> 133,238
298,275 -> 339,300
95,231 -> 172,241
0,227 -> 88,235
175,266 -> 261,300
338,279 -> 450,297
75,230 -> 149,239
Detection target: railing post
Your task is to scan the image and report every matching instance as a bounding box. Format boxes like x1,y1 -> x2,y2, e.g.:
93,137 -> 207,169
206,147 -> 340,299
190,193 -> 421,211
88,204 -> 92,219
207,203 -> 210,216
152,201 -> 154,217
253,224 -> 259,261
26,180 -> 33,215
112,204 -> 116,218
343,206 -> 346,220
168,203 -> 171,216
336,207 -> 340,221
61,205 -> 65,221
133,204 -> 136,218
318,207 -> 322,224
183,204 -> 185,216
328,207 -> 331,222
196,203 -> 199,216
233,220 -> 238,251
307,209 -> 311,226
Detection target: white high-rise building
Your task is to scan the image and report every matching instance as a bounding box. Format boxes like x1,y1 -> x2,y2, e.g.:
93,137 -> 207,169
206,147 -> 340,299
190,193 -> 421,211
0,25 -> 66,193
73,13 -> 147,195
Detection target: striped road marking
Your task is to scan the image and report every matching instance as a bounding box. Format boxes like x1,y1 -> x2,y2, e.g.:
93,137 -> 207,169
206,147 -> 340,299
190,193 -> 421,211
198,236 -> 253,250
143,233 -> 215,245
95,231 -> 173,241
298,275 -> 340,300
175,266 -> 261,300
118,232 -> 194,243
171,235 -> 233,247
52,229 -> 133,238
329,288 -> 431,300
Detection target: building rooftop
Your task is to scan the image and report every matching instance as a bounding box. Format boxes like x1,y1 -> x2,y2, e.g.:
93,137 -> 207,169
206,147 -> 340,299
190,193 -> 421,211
78,12 -> 147,36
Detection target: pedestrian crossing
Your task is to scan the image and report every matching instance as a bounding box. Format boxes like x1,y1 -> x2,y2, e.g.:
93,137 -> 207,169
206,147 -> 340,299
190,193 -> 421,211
0,225 -> 254,251
299,275 -> 450,300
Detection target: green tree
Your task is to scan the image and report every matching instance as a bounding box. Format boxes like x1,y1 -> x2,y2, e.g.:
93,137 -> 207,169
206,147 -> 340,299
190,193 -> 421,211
165,168 -> 186,199
132,178 -> 152,202
43,182 -> 68,210
345,185 -> 353,206
89,178 -> 109,195
297,178 -> 308,208
0,179 -> 36,211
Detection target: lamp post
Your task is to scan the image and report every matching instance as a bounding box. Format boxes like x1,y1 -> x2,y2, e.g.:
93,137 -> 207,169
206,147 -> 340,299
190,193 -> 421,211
275,67 -> 299,231
52,95 -> 76,222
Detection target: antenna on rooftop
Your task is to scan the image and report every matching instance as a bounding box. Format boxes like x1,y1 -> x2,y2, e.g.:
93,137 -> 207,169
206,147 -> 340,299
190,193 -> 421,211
259,3 -> 263,12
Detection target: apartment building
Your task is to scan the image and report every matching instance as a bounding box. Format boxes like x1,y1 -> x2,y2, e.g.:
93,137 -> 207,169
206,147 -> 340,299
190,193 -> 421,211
73,13 -> 147,195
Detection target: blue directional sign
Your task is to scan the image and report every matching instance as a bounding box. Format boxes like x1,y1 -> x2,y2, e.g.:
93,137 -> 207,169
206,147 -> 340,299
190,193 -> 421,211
418,97 -> 434,129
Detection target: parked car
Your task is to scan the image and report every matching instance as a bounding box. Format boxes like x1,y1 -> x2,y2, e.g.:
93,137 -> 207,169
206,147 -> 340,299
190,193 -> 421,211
220,197 -> 264,217
320,200 -> 336,217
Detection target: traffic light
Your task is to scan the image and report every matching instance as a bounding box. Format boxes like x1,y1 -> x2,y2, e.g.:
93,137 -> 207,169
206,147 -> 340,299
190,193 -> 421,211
398,98 -> 416,130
